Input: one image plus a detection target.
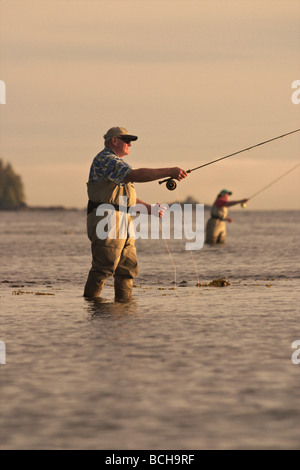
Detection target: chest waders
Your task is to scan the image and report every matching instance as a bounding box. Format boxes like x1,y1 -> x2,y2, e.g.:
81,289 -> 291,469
84,180 -> 138,301
205,202 -> 229,245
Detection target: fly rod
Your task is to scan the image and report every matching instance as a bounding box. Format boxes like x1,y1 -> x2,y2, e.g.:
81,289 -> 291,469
159,128 -> 300,190
240,161 -> 300,207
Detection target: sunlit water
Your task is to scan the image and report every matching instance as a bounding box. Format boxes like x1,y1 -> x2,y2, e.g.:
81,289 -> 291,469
0,209 -> 299,449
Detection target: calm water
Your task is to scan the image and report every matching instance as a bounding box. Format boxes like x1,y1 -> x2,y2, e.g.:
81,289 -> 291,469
0,208 -> 299,450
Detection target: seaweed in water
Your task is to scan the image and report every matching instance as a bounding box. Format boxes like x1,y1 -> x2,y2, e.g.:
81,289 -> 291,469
12,290 -> 55,295
196,278 -> 231,287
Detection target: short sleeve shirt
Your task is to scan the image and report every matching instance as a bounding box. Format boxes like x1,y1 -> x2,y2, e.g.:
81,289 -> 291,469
88,147 -> 132,185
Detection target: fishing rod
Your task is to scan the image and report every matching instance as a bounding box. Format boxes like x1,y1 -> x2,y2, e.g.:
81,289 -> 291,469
240,162 -> 300,207
159,128 -> 300,190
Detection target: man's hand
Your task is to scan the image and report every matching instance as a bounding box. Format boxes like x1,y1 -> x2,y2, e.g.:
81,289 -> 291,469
157,203 -> 167,218
170,167 -> 188,181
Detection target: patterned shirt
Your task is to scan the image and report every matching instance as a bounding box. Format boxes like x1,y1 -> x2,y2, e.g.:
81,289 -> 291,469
88,147 -> 132,185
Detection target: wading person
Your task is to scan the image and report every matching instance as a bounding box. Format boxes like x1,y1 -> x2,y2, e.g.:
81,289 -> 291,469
205,189 -> 248,245
84,126 -> 188,301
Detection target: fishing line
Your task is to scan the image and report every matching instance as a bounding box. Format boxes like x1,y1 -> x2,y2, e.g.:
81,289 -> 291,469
173,187 -> 200,288
187,243 -> 200,288
160,188 -> 199,289
158,216 -> 178,295
248,162 -> 300,201
159,128 -> 300,190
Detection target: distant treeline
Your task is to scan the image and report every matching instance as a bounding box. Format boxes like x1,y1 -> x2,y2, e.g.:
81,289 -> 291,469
169,195 -> 210,209
0,159 -> 26,209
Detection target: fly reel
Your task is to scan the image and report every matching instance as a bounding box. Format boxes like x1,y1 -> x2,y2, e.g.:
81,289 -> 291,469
158,177 -> 177,190
166,179 -> 177,191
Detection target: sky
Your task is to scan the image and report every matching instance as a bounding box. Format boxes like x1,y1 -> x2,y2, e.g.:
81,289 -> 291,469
0,0 -> 299,210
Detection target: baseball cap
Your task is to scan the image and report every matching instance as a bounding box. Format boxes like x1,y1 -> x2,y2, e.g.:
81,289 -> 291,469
220,189 -> 232,195
103,126 -> 138,141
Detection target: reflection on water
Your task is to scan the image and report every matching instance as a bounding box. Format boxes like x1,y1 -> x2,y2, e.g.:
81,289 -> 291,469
85,296 -> 138,319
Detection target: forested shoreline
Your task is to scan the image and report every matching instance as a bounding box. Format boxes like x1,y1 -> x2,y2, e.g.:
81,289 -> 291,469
0,159 -> 26,209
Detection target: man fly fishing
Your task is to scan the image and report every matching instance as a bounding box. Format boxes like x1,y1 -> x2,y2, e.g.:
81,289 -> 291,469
83,126 -> 188,302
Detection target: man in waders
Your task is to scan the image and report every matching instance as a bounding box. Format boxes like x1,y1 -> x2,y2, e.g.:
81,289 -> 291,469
205,189 -> 248,245
84,126 -> 188,301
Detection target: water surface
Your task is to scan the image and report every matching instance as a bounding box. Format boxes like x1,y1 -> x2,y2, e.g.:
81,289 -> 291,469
0,209 -> 299,449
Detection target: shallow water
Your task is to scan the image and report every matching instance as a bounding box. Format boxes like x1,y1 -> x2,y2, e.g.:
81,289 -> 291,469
0,209 -> 299,449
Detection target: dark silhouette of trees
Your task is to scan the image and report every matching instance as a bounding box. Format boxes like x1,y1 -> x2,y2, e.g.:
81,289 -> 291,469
0,159 -> 26,209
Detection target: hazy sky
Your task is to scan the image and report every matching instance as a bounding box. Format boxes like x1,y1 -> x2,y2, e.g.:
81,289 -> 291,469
0,0 -> 299,209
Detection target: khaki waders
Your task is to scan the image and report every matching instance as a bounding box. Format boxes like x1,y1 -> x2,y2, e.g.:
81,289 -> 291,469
84,180 -> 138,301
205,202 -> 228,245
